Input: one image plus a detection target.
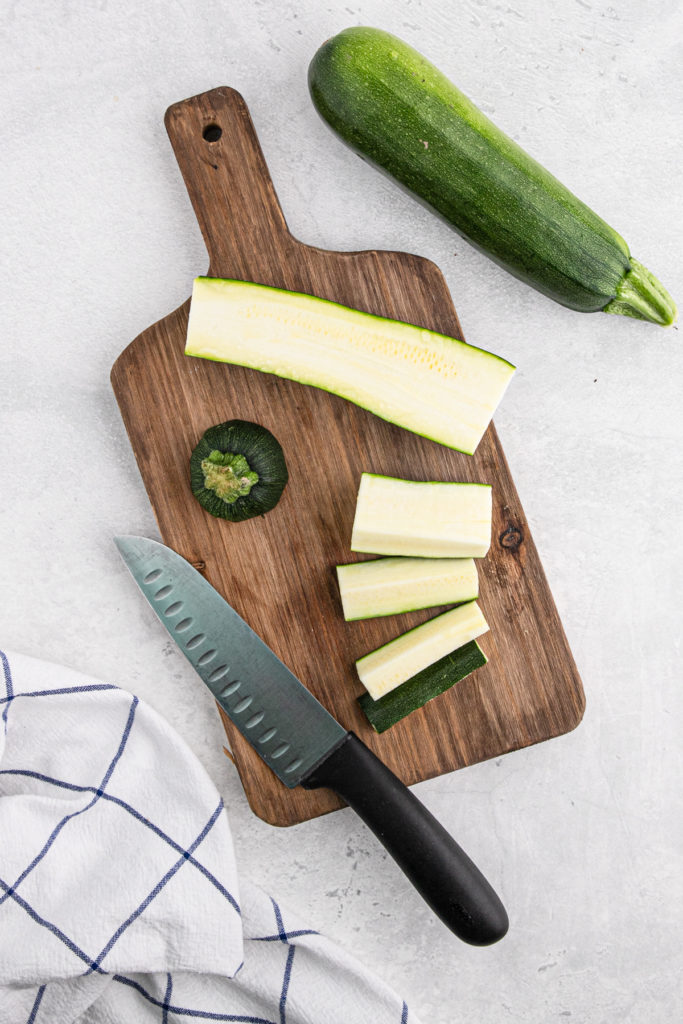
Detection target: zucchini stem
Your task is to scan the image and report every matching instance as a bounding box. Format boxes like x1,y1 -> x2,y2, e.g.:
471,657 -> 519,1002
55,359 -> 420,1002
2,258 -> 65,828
604,259 -> 677,326
201,450 -> 259,504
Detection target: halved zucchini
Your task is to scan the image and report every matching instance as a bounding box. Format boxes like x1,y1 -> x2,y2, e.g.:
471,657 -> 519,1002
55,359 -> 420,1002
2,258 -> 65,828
336,556 -> 478,620
356,600 -> 489,700
351,473 -> 492,558
185,278 -> 514,455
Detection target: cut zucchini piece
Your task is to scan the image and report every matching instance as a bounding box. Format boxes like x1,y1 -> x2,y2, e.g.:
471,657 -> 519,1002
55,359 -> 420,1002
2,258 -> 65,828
185,277 -> 515,456
190,420 -> 288,522
351,473 -> 492,558
356,600 -> 489,700
359,639 -> 487,732
336,556 -> 478,621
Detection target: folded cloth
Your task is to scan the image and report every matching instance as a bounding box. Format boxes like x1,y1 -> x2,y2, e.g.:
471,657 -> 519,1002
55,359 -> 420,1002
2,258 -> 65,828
0,650 -> 419,1024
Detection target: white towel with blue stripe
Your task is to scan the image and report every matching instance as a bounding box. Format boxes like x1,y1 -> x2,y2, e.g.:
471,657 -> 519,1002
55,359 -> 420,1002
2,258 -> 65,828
0,650 -> 419,1024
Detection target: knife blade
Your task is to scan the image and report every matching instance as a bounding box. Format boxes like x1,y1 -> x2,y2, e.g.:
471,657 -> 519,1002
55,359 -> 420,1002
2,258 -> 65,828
114,534 -> 346,787
115,534 -> 508,945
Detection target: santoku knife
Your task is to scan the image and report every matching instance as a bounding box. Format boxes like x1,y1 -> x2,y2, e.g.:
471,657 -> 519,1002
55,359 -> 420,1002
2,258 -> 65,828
115,535 -> 508,945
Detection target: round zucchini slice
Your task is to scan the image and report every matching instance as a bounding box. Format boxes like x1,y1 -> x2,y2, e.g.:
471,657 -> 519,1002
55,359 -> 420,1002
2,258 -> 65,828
190,420 -> 288,522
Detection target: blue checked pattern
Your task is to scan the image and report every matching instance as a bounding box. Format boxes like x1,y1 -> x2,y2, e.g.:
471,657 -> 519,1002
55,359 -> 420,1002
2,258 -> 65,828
0,650 -> 418,1024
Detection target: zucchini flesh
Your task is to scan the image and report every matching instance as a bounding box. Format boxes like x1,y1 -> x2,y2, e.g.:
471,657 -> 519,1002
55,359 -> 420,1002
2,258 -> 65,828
309,27 -> 676,326
185,277 -> 514,456
336,556 -> 478,620
351,473 -> 492,559
356,600 -> 489,700
359,639 -> 487,732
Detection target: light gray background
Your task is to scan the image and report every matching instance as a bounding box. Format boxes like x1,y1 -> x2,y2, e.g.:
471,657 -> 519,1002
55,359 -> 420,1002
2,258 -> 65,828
2,1 -> 682,1021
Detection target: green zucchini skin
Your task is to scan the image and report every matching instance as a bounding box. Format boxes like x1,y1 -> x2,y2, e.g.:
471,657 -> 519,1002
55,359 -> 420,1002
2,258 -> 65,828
358,639 -> 487,733
309,27 -> 676,325
190,420 -> 288,522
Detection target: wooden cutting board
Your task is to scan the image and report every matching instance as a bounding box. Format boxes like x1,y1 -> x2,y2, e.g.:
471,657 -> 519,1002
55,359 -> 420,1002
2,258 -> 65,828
111,87 -> 585,826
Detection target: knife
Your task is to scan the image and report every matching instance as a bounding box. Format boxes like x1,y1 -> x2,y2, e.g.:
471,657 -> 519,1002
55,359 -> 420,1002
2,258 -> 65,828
115,535 -> 508,945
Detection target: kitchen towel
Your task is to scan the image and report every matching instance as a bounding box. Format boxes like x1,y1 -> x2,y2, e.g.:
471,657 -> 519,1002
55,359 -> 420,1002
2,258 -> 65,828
0,649 -> 419,1024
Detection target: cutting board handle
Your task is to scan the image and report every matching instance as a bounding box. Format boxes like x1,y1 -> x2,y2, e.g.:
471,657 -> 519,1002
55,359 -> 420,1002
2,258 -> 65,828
165,87 -> 293,280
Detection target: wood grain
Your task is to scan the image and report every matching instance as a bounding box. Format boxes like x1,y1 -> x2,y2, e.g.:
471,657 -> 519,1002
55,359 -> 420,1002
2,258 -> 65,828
111,87 -> 585,826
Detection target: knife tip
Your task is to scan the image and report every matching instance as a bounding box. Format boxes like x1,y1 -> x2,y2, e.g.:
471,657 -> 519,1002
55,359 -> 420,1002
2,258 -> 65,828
114,535 -> 169,566
113,534 -> 148,563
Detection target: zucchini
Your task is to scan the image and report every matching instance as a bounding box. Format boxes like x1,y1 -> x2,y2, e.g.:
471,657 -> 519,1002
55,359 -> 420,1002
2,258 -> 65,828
359,639 -> 487,732
190,420 -> 288,521
356,600 -> 489,700
336,556 -> 478,620
185,277 -> 514,456
351,473 -> 491,558
309,27 -> 676,326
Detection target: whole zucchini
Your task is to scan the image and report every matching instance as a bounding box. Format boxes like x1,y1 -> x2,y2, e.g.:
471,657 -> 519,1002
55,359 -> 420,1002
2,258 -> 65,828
308,27 -> 676,326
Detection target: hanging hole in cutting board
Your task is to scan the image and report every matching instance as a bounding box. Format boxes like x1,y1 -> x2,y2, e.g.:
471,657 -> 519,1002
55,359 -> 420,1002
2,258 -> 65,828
203,123 -> 222,142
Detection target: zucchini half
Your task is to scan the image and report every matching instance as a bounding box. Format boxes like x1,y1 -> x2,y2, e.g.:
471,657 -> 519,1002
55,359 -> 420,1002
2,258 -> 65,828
185,277 -> 514,456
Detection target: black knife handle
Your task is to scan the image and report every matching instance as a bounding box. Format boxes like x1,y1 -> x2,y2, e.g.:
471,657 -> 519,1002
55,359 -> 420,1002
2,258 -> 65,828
303,732 -> 508,945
